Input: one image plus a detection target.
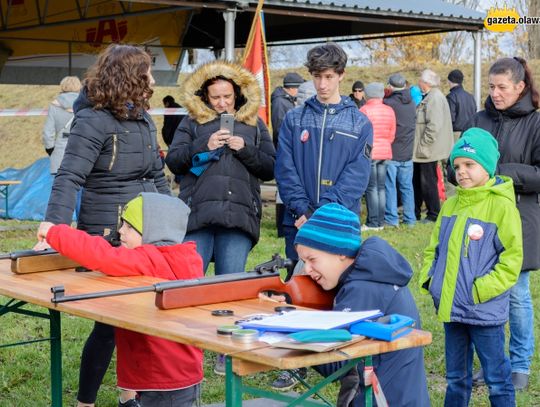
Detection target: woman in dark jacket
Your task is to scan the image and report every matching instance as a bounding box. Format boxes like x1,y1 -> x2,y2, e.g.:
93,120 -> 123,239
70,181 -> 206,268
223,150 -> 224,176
36,44 -> 170,407
466,57 -> 540,391
166,60 -> 275,276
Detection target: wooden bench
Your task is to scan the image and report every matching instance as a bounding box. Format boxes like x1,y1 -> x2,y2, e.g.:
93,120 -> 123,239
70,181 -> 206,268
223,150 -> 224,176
0,180 -> 21,219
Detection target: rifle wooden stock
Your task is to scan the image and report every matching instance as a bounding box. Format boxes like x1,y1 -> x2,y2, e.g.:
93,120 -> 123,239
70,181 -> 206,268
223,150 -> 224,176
8,249 -> 80,274
155,274 -> 335,310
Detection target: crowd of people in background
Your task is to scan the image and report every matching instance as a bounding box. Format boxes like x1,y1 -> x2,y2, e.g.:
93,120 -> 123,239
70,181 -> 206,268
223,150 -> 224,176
33,40 -> 539,406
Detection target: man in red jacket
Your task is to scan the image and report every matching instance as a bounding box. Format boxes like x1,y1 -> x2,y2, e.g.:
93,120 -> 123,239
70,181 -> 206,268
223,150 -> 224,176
37,193 -> 204,407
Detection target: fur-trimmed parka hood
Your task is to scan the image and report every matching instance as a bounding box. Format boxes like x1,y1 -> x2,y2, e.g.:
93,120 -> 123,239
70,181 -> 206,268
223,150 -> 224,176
179,60 -> 261,126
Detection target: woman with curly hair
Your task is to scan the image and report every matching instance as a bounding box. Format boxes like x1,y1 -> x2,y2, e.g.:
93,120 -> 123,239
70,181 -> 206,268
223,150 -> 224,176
165,60 -> 275,278
35,44 -> 170,407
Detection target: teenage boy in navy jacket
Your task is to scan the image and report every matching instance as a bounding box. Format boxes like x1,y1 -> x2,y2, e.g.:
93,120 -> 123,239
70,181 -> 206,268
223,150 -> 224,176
275,42 -> 373,263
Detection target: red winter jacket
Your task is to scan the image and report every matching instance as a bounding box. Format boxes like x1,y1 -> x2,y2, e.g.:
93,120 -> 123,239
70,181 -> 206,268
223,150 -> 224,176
46,224 -> 204,391
360,99 -> 396,160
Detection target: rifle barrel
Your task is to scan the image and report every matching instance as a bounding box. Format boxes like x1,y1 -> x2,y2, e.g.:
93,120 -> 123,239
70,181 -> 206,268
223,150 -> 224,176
51,285 -> 156,303
0,248 -> 58,260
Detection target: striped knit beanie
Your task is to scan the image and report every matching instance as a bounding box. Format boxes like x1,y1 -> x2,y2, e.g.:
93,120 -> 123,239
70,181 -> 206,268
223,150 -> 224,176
294,203 -> 361,257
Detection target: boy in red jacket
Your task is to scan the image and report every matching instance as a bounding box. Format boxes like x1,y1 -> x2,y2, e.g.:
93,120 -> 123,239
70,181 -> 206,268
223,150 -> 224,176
37,193 -> 204,407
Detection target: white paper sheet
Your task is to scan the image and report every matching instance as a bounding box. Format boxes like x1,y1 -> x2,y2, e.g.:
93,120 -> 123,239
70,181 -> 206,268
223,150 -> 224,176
241,310 -> 381,332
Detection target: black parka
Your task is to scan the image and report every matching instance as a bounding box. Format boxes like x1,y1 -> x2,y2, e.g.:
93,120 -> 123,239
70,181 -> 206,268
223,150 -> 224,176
270,86 -> 296,146
465,91 -> 540,271
165,61 -> 275,245
446,85 -> 477,132
45,88 -> 170,235
383,88 -> 416,161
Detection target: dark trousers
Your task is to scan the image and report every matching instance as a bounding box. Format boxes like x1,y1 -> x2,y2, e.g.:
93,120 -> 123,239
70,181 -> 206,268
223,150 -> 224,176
77,322 -> 116,403
283,225 -> 299,262
413,161 -> 440,221
276,203 -> 285,237
139,384 -> 200,406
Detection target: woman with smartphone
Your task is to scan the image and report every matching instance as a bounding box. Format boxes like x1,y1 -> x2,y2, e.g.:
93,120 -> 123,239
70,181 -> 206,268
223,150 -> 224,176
165,60 -> 275,277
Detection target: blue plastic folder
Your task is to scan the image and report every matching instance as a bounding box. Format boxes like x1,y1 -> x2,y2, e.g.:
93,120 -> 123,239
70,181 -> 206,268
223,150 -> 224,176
240,310 -> 382,333
349,314 -> 415,341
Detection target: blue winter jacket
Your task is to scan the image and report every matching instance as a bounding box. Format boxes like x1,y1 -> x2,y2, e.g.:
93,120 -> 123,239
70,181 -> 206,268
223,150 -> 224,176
316,237 -> 430,407
275,96 -> 373,226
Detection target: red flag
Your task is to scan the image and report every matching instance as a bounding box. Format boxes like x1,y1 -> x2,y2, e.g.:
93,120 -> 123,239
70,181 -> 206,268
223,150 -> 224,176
242,0 -> 271,127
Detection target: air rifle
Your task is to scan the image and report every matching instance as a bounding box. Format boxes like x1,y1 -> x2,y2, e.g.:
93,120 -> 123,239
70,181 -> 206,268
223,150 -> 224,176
0,249 -> 80,274
50,254 -> 335,310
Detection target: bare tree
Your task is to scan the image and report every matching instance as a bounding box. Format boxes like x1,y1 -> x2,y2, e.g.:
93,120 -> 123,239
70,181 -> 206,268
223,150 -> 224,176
440,0 -> 481,64
528,0 -> 540,59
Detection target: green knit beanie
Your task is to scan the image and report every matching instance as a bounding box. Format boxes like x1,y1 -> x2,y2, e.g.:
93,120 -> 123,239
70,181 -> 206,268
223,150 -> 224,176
121,195 -> 143,234
450,128 -> 500,177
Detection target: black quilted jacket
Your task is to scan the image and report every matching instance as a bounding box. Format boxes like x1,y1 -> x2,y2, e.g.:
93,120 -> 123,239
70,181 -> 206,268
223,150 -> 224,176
45,88 -> 170,235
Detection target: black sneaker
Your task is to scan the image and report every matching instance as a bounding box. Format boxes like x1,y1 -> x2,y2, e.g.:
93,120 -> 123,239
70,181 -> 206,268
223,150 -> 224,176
118,398 -> 141,407
271,368 -> 307,391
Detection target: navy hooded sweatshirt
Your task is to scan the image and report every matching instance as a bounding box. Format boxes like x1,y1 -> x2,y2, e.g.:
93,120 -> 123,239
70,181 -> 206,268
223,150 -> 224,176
315,237 -> 430,407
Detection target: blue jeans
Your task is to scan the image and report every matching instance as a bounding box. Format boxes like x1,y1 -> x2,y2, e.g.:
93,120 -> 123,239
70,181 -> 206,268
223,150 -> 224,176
444,322 -> 514,407
509,270 -> 535,374
365,160 -> 386,227
384,160 -> 415,226
184,227 -> 252,275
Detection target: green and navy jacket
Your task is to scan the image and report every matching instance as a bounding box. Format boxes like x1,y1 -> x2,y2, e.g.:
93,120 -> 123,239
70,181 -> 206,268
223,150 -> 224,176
419,176 -> 523,325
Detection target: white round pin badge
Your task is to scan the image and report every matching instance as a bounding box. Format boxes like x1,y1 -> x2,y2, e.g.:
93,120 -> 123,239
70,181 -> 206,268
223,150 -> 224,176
467,224 -> 484,240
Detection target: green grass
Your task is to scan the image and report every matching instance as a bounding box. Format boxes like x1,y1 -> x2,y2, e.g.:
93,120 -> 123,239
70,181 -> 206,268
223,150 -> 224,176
1,207 -> 539,406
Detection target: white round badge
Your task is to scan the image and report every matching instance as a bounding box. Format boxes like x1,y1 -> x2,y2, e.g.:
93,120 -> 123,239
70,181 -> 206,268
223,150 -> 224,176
467,224 -> 484,240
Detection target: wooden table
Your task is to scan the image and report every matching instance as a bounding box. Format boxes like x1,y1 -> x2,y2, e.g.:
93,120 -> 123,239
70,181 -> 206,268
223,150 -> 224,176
0,180 -> 21,219
0,260 -> 432,406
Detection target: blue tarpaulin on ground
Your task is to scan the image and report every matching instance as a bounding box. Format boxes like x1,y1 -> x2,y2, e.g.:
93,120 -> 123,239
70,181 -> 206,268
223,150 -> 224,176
0,158 -> 53,221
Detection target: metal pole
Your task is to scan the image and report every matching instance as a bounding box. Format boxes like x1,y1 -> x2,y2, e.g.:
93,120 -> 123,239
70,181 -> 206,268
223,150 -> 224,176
49,309 -> 62,407
223,9 -> 236,61
68,41 -> 72,76
473,30 -> 482,111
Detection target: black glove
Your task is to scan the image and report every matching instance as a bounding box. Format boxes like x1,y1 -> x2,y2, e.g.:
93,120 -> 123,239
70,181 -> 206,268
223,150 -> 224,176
45,147 -> 54,156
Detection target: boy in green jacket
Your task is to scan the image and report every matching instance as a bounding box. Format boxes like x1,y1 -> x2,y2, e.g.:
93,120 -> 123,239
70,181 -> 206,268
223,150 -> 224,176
419,127 -> 522,406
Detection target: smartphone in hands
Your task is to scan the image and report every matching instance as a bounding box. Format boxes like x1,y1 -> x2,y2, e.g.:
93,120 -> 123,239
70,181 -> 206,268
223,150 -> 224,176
220,113 -> 235,135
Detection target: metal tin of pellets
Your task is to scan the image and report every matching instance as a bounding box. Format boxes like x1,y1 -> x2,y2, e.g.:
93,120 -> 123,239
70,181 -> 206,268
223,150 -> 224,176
231,329 -> 259,343
217,325 -> 242,336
